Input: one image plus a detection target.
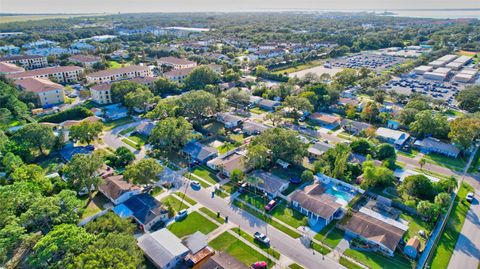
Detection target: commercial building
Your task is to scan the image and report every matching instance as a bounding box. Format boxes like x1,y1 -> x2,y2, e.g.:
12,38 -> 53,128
454,68 -> 478,83
0,54 -> 48,69
423,67 -> 451,81
6,65 -> 83,83
86,65 -> 152,84
14,77 -> 65,106
428,54 -> 457,68
446,55 -> 472,70
0,62 -> 25,74
413,65 -> 433,75
157,56 -> 197,69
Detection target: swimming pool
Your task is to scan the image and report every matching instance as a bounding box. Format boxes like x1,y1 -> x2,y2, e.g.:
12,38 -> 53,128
324,184 -> 354,205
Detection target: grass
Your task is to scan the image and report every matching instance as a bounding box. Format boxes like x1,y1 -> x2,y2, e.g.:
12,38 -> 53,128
312,241 -> 331,255
192,165 -> 219,185
161,195 -> 189,214
344,249 -> 413,269
429,182 -> 474,269
314,221 -> 344,248
288,263 -> 305,269
209,232 -> 274,267
231,228 -> 281,260
121,137 -> 139,149
250,107 -> 269,114
168,211 -> 218,238
339,257 -> 364,269
150,186 -> 164,196
107,60 -> 130,69
218,143 -> 236,154
175,192 -> 197,206
229,134 -> 245,144
119,126 -> 136,135
128,134 -> 147,146
422,152 -> 466,170
400,212 -> 432,251
199,207 -> 225,224
103,117 -> 134,131
269,201 -> 308,228
79,191 -> 110,219
203,122 -> 225,135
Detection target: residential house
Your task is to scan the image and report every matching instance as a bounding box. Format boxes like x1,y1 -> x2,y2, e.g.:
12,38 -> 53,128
291,182 -> 344,229
183,232 -> 215,267
6,66 -> 83,83
69,54 -> 101,68
86,65 -> 152,84
182,141 -> 218,164
14,77 -> 65,106
387,120 -> 400,130
307,142 -> 333,159
414,137 -> 460,158
216,112 -> 245,128
309,113 -> 341,129
113,193 -> 169,231
110,49 -> 129,60
137,229 -> 189,269
0,54 -> 48,69
0,62 -> 25,74
135,121 -> 156,136
250,170 -> 289,198
157,56 -> 197,69
375,127 -> 410,148
257,99 -> 280,111
98,175 -> 142,205
163,67 -> 195,82
341,119 -> 372,135
242,121 -> 270,136
207,150 -> 248,177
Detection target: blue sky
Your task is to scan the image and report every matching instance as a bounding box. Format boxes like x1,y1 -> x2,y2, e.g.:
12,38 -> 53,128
1,0 -> 479,14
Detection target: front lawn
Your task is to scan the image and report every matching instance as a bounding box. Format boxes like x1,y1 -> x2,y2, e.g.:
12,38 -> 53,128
168,211 -> 218,238
339,257 -> 364,269
423,152 -> 466,171
343,249 -> 413,269
209,232 -> 274,267
199,207 -> 225,224
429,182 -> 474,269
80,191 -> 110,219
231,228 -> 281,260
250,107 -> 268,114
128,134 -> 147,146
121,137 -> 140,149
192,165 -> 219,185
269,201 -> 308,228
103,117 -> 134,130
161,195 -> 189,214
175,192 -> 197,206
288,263 -> 305,269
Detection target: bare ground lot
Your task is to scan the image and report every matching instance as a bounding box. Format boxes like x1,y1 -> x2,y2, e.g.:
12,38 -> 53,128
289,65 -> 344,78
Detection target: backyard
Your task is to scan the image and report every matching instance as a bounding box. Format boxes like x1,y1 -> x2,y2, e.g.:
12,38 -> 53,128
168,211 -> 218,238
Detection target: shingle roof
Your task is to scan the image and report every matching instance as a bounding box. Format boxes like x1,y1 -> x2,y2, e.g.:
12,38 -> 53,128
413,137 -> 459,156
6,65 -> 83,79
99,175 -> 140,201
123,193 -> 168,225
0,62 -> 24,73
164,66 -> 195,77
87,65 -> 149,78
309,112 -> 341,124
14,77 -> 63,93
0,54 -> 45,61
183,141 -> 218,162
69,54 -> 101,63
158,56 -> 196,66
250,170 -> 289,195
291,183 -> 342,219
308,142 -> 333,156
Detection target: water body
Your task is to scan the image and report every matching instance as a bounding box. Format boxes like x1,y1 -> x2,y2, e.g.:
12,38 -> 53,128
385,9 -> 480,19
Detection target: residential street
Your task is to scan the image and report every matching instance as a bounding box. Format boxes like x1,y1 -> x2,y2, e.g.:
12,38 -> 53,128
102,119 -> 147,161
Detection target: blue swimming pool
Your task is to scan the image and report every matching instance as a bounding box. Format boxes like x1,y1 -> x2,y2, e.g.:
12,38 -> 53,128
324,184 -> 354,204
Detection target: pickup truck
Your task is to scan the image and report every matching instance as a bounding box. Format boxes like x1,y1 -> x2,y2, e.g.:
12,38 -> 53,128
254,232 -> 270,245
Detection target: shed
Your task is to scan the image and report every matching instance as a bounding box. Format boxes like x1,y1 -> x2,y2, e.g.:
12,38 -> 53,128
404,237 -> 421,259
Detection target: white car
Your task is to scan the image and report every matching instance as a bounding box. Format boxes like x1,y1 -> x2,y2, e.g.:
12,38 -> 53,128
466,192 -> 474,203
190,181 -> 201,188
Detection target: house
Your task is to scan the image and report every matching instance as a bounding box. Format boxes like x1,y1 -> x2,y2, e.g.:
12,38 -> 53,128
242,121 -> 270,136
157,56 -> 197,69
135,121 -> 156,136
69,54 -> 101,68
163,67 -> 195,82
183,232 -> 215,267
387,120 -> 400,130
98,175 -> 142,205
207,150 -> 248,177
207,63 -> 222,74
249,170 -> 289,198
309,113 -> 341,129
86,65 -> 152,84
249,95 -> 263,105
341,119 -> 372,135
291,182 -> 344,229
60,145 -> 94,162
14,77 -> 65,107
6,66 -> 83,83
307,142 -> 333,159
414,137 -> 460,158
183,141 -> 218,164
375,127 -> 410,148
0,62 -> 25,74
404,237 -> 421,259
103,104 -> 128,121
216,112 -> 245,128
110,49 -> 129,60
113,193 -> 169,231
197,252 -> 248,269
137,229 -> 189,269
0,54 -> 48,69
257,99 -> 280,111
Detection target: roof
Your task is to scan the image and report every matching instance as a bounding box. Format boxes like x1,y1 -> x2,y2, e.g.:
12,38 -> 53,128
69,54 -> 101,63
87,65 -> 149,78
183,231 -> 208,254
406,237 -> 421,249
183,141 -> 218,162
242,121 -> 269,134
376,127 -> 409,141
343,211 -> 405,253
164,66 -> 195,77
250,170 -> 289,195
258,99 -> 280,108
0,54 -> 45,61
135,121 -> 155,136
208,151 -> 247,174
217,112 -> 244,123
309,112 -> 341,124
341,119 -> 372,132
6,65 -> 83,79
338,97 -> 359,106
123,193 -> 168,225
99,175 -> 141,200
414,137 -> 460,156
14,77 -> 64,93
137,229 -> 189,268
308,142 -> 333,156
0,62 -> 24,73
197,252 -> 248,269
291,183 -> 343,219
129,76 -> 156,84
158,56 -> 196,66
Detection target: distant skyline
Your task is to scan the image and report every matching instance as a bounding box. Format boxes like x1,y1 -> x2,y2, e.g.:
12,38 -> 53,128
1,0 -> 480,14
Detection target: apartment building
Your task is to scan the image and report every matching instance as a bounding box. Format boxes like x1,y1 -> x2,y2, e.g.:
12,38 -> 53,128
164,66 -> 195,82
89,76 -> 156,104
68,54 -> 101,68
0,54 -> 48,69
5,66 -> 84,83
0,62 -> 25,74
86,65 -> 152,84
14,77 -> 65,106
157,56 -> 197,69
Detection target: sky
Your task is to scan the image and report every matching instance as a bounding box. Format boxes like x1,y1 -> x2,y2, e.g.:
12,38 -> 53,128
1,0 -> 480,14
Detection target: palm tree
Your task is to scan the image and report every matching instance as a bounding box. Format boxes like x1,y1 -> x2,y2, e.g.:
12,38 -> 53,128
419,158 -> 426,170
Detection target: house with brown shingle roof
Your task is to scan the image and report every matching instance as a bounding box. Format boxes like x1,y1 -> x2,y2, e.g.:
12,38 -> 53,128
99,175 -> 142,205
163,66 -> 195,82
69,54 -> 101,68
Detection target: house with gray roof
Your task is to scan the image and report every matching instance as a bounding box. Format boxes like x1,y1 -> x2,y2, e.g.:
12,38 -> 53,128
375,127 -> 410,148
341,119 -> 372,135
414,137 -> 460,158
216,112 -> 245,128
183,141 -> 218,164
137,229 -> 189,269
242,120 -> 270,136
135,121 -> 156,136
250,170 -> 289,198
257,99 -> 280,111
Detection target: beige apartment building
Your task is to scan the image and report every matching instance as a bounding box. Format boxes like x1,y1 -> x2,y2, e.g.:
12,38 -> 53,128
6,66 -> 84,83
89,76 -> 156,104
164,66 -> 195,82
0,62 -> 25,74
86,65 -> 152,84
0,54 -> 48,69
69,54 -> 101,68
157,57 -> 197,70
14,77 -> 65,106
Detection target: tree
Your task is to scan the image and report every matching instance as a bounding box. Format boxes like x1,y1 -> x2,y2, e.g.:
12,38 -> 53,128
184,66 -> 220,90
64,153 -> 104,202
255,65 -> 268,77
10,164 -> 52,194
246,144 -> 271,170
11,123 -> 55,156
409,110 -> 449,139
375,143 -> 396,161
439,176 -> 458,194
123,158 -> 163,185
29,224 -> 94,269
417,201 -> 439,220
419,158 -> 426,170
124,87 -> 153,112
178,90 -> 219,124
360,102 -> 380,123
434,192 -> 451,212
0,219 -> 26,263
108,146 -> 135,168
301,170 -> 314,182
2,152 -> 24,174
69,121 -> 103,145
456,85 -> 480,113
360,161 -> 395,189
223,88 -> 250,108
264,111 -> 283,126
400,174 -> 438,201
149,117 -> 195,152
230,169 -> 245,182
84,212 -> 136,236
350,139 -> 372,155
283,95 -> 313,121
448,117 -> 480,150
147,97 -> 179,120
110,81 -> 147,103
154,77 -> 180,96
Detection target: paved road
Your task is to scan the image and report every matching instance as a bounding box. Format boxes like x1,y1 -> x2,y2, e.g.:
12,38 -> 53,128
182,180 -> 344,269
102,119 -> 147,160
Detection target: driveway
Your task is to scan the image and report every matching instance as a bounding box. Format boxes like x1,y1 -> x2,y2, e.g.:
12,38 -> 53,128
102,119 -> 147,160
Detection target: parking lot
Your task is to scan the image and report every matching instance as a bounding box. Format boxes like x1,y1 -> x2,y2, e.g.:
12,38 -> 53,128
329,52 -> 408,72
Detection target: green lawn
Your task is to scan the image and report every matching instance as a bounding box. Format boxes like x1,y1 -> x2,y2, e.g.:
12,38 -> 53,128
339,257 -> 364,269
161,195 -> 189,214
192,165 -> 219,185
199,207 -> 225,224
313,221 -> 344,248
150,186 -> 164,196
269,201 -> 308,228
250,107 -> 269,114
218,143 -> 236,154
103,117 -> 135,131
429,183 -> 474,269
288,263 -> 305,269
229,134 -> 245,144
423,152 -> 466,171
271,60 -> 323,74
400,212 -> 432,251
237,193 -> 267,210
80,191 -> 110,219
119,126 -> 136,135
128,134 -> 147,146
168,211 -> 218,238
209,232 -> 274,267
231,228 -> 281,260
175,192 -> 197,206
107,60 -> 130,69
203,122 -> 225,135
121,137 -> 139,149
344,249 -> 413,269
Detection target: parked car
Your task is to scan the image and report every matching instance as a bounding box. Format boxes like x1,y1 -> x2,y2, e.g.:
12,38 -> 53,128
264,199 -> 277,211
290,177 -> 302,184
175,209 -> 188,221
251,261 -> 268,269
466,192 -> 474,203
254,232 -> 270,245
191,180 -> 201,188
